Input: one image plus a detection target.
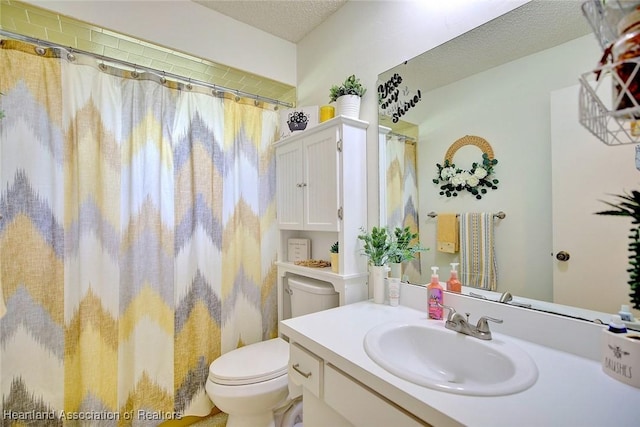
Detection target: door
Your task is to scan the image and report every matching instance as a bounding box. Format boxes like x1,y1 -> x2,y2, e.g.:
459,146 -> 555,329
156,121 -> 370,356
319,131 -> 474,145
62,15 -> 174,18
303,127 -> 340,231
276,142 -> 304,229
550,84 -> 637,313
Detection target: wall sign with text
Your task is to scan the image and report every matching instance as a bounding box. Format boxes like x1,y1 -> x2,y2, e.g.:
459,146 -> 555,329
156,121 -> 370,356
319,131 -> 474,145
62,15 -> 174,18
378,73 -> 422,123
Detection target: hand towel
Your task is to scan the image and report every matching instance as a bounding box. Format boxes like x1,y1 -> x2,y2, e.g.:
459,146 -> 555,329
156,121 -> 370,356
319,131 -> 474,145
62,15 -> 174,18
459,212 -> 497,290
437,213 -> 459,253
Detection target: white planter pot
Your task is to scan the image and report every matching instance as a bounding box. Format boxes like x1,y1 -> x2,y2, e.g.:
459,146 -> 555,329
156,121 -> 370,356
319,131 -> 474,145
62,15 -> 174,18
370,265 -> 387,304
336,94 -> 361,119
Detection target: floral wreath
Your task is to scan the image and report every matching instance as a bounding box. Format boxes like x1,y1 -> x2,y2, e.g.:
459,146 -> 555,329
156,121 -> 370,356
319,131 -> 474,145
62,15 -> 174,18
432,136 -> 499,200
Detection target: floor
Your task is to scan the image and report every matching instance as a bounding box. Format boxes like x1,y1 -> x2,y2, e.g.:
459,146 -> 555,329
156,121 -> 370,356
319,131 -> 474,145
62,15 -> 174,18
189,412 -> 228,427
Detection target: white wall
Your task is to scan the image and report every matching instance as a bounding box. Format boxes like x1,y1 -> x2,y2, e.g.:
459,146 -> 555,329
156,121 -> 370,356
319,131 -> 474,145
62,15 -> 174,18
27,0 -> 297,86
296,0 -> 528,227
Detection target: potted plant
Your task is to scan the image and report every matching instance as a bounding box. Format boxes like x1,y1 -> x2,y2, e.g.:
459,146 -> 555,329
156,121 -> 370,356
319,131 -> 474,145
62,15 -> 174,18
287,110 -> 309,132
358,226 -> 395,303
596,190 -> 640,309
330,241 -> 339,273
329,74 -> 366,119
388,226 -> 427,279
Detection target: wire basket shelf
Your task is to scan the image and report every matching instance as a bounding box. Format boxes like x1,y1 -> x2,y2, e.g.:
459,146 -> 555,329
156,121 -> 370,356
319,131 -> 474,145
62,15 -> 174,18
579,57 -> 640,146
581,0 -> 640,49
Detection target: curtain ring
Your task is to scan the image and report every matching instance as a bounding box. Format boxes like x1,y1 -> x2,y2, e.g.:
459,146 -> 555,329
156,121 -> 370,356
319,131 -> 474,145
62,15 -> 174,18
35,46 -> 46,56
235,91 -> 240,102
98,56 -> 107,72
160,72 -> 167,84
67,49 -> 76,62
131,67 -> 139,79
186,79 -> 193,90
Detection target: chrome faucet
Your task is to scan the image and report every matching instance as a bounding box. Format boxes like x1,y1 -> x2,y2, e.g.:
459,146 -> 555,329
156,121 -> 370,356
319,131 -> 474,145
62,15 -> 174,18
438,303 -> 503,340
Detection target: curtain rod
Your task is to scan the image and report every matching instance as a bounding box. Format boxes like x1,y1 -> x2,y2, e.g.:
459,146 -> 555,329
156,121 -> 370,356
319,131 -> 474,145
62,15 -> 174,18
386,131 -> 416,143
427,211 -> 506,220
0,29 -> 294,109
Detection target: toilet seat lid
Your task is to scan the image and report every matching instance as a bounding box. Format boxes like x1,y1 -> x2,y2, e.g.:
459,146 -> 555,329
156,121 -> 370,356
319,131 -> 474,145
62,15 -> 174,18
209,338 -> 289,386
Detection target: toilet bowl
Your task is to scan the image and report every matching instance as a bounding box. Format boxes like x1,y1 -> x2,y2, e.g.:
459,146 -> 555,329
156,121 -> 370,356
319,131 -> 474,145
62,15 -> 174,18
205,276 -> 338,427
206,338 -> 290,427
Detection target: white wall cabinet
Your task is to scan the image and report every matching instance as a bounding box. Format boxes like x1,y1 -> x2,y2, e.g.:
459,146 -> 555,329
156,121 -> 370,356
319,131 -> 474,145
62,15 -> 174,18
275,116 -> 369,322
276,126 -> 340,231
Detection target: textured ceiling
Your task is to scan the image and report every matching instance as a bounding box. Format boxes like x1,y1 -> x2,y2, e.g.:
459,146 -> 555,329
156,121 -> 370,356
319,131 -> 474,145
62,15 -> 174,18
193,0 -> 348,43
380,1 -> 593,91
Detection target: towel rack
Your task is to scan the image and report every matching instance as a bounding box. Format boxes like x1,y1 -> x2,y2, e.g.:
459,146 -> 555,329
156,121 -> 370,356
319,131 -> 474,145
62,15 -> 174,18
427,211 -> 506,220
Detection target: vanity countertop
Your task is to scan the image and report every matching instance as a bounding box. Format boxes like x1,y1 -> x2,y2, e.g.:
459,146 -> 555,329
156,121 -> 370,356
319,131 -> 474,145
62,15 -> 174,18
280,301 -> 640,427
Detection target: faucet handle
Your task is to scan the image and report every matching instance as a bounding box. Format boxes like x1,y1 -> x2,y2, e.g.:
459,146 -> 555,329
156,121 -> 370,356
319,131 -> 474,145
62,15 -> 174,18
436,302 -> 457,321
476,316 -> 503,333
498,292 -> 513,303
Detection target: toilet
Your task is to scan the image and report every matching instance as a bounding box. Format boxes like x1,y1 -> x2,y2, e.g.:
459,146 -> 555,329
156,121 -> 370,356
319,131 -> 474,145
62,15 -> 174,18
205,276 -> 339,427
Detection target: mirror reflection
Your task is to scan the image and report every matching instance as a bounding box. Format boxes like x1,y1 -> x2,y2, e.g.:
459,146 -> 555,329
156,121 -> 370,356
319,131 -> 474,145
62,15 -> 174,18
378,1 -> 640,328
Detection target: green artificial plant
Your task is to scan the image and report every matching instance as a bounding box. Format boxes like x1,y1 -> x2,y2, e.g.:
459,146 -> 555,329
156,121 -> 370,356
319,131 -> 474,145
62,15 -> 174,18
329,74 -> 367,103
596,190 -> 640,309
330,241 -> 339,254
357,226 -> 395,267
389,226 -> 427,263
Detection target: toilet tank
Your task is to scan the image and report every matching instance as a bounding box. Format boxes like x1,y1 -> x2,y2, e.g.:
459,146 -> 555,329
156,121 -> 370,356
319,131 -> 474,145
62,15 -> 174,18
288,276 -> 339,318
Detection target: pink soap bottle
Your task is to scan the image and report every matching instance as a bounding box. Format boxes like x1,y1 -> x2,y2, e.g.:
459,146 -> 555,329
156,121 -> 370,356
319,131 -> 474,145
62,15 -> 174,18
427,266 -> 443,320
446,262 -> 462,293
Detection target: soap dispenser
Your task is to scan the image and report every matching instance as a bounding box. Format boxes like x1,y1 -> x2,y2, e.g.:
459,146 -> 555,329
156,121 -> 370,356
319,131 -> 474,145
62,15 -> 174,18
608,314 -> 628,334
446,262 -> 462,293
618,304 -> 633,322
427,266 -> 443,320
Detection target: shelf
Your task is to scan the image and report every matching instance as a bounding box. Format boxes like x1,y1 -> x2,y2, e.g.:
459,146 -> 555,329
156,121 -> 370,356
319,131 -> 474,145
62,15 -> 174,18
581,0 -> 639,50
579,57 -> 640,146
276,261 -> 368,281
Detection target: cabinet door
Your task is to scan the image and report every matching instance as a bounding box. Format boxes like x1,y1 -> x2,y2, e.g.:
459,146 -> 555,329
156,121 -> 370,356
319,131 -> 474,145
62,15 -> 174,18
303,127 -> 340,231
276,142 -> 304,229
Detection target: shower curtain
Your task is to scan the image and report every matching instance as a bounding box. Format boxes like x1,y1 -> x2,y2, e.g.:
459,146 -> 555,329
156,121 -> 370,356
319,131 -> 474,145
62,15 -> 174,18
0,40 -> 279,425
386,135 -> 421,282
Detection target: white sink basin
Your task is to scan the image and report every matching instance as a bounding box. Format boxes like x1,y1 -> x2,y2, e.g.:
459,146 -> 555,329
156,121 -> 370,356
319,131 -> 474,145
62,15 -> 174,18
364,321 -> 538,396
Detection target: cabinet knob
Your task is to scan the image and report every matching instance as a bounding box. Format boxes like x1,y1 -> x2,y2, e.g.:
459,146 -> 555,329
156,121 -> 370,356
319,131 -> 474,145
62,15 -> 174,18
555,251 -> 570,262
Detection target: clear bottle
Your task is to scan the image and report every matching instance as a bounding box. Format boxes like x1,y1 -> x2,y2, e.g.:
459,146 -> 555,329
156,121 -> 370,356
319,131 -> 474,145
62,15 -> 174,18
446,262 -> 462,293
388,277 -> 400,307
427,266 -> 443,320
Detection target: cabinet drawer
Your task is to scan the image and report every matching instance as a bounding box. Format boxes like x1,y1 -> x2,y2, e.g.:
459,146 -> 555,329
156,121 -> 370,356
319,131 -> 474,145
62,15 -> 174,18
324,364 -> 428,427
289,342 -> 322,398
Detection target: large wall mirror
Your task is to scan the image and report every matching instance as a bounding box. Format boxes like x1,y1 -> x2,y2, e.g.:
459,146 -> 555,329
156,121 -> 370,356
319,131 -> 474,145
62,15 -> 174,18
378,0 -> 640,327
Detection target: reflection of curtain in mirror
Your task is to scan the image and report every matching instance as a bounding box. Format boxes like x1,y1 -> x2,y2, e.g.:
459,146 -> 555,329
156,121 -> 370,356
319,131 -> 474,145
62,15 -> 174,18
386,135 -> 421,282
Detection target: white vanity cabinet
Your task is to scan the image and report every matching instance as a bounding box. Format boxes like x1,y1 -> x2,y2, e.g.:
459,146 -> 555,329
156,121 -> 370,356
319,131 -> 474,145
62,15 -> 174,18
275,116 -> 369,320
288,340 -> 428,427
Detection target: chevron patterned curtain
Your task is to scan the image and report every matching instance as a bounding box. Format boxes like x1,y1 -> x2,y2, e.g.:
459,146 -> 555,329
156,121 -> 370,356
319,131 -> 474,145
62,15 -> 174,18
0,40 -> 278,425
386,135 -> 421,282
